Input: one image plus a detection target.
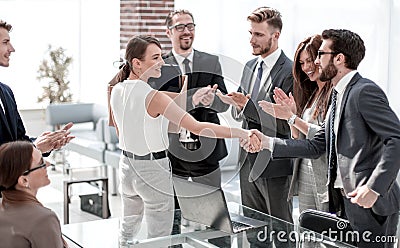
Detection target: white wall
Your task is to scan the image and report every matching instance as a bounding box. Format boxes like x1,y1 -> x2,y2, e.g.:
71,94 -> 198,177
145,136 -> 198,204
0,0 -> 120,109
1,0 -> 399,116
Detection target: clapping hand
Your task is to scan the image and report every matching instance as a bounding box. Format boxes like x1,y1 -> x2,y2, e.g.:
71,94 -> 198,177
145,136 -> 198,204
216,91 -> 250,110
34,122 -> 75,153
192,84 -> 218,106
258,87 -> 296,120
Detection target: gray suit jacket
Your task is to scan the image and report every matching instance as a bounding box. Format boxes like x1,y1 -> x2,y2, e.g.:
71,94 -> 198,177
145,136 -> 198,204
234,51 -> 293,179
273,72 -> 400,216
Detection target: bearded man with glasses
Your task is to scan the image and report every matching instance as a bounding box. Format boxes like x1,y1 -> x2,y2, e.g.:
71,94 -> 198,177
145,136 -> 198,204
148,9 -> 230,247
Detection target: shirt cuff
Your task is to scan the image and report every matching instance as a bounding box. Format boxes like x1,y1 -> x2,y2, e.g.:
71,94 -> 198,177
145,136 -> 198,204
369,188 -> 380,196
264,137 -> 275,152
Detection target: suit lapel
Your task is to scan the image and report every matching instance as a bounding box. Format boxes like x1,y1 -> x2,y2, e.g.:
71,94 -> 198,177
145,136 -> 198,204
258,52 -> 287,102
337,73 -> 361,132
165,51 -> 180,67
0,86 -> 14,139
242,59 -> 257,94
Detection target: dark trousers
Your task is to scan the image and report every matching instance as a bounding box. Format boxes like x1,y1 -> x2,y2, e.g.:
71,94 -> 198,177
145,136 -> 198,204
343,197 -> 399,248
240,159 -> 294,248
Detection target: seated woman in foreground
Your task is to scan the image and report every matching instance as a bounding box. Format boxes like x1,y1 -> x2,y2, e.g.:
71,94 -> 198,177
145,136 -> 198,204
0,141 -> 66,248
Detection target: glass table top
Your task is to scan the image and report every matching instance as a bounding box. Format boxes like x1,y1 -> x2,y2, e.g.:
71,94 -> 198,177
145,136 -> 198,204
62,202 -> 357,248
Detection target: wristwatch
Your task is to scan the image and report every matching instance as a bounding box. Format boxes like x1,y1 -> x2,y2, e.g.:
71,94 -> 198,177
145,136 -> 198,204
287,114 -> 297,126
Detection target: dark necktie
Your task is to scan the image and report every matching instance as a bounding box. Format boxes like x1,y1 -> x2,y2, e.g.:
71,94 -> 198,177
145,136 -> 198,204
182,58 -> 191,75
251,61 -> 264,99
328,89 -> 338,184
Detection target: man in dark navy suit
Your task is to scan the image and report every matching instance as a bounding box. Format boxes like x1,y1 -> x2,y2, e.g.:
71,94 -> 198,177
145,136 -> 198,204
0,20 -> 73,152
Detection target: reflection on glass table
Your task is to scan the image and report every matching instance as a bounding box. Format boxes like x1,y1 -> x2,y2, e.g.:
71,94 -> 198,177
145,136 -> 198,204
62,203 -> 357,248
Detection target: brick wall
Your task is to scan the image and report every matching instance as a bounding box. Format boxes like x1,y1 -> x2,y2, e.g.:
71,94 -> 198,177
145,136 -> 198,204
120,0 -> 174,54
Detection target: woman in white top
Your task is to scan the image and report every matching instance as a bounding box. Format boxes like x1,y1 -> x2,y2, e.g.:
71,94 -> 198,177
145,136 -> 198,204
259,35 -> 333,214
109,35 -> 259,245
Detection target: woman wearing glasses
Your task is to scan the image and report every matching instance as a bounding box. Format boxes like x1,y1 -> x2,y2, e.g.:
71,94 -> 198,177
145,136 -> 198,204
259,35 -> 333,214
0,141 -> 66,248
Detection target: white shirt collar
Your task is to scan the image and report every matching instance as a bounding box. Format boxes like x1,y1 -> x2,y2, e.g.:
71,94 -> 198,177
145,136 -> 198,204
258,48 -> 282,69
334,70 -> 357,95
172,49 -> 194,65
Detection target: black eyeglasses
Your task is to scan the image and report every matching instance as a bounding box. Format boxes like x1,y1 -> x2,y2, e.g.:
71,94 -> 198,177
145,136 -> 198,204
169,23 -> 196,32
22,158 -> 47,176
317,50 -> 340,59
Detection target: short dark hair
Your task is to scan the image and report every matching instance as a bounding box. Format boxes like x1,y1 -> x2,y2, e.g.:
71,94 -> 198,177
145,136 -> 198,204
165,9 -> 194,28
0,20 -> 12,32
0,141 -> 33,190
247,7 -> 282,32
322,29 -> 365,70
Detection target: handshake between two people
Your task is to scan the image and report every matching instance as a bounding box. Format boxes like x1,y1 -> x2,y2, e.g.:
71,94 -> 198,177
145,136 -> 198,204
192,84 -> 275,153
241,129 -> 268,153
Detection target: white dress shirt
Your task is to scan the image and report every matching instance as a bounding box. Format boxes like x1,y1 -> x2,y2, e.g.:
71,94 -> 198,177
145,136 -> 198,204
172,49 -> 194,75
332,70 -> 357,189
249,48 -> 281,96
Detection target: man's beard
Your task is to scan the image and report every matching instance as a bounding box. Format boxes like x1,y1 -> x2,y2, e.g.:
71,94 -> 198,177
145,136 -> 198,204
319,58 -> 338,82
253,37 -> 272,56
179,36 -> 193,51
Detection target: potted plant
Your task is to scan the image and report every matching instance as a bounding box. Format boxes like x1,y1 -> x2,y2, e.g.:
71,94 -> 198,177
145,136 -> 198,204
37,45 -> 73,104
37,45 -> 73,167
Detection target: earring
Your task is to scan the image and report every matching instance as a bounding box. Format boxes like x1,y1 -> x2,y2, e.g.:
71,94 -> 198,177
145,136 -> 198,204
25,184 -> 29,188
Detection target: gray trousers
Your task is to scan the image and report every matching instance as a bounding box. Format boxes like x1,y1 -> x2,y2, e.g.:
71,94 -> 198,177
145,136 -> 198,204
240,159 -> 294,248
118,155 -> 174,241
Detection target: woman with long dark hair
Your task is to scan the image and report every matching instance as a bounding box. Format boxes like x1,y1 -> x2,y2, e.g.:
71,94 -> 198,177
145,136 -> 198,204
259,35 -> 332,213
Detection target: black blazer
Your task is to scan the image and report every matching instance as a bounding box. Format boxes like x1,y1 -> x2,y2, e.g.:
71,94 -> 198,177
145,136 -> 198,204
233,51 -> 294,179
149,50 -> 229,167
0,82 -> 30,146
273,73 -> 400,216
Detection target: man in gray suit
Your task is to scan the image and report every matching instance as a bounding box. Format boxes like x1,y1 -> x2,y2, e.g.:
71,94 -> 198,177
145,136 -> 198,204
218,7 -> 294,248
245,29 -> 400,248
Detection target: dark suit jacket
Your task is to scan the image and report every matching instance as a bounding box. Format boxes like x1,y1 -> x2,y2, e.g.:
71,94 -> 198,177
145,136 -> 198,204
149,50 -> 229,173
0,82 -> 30,146
234,51 -> 294,179
273,73 -> 400,216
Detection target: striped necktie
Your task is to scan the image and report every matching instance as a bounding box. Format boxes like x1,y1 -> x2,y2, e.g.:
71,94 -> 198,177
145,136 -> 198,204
328,89 -> 338,184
